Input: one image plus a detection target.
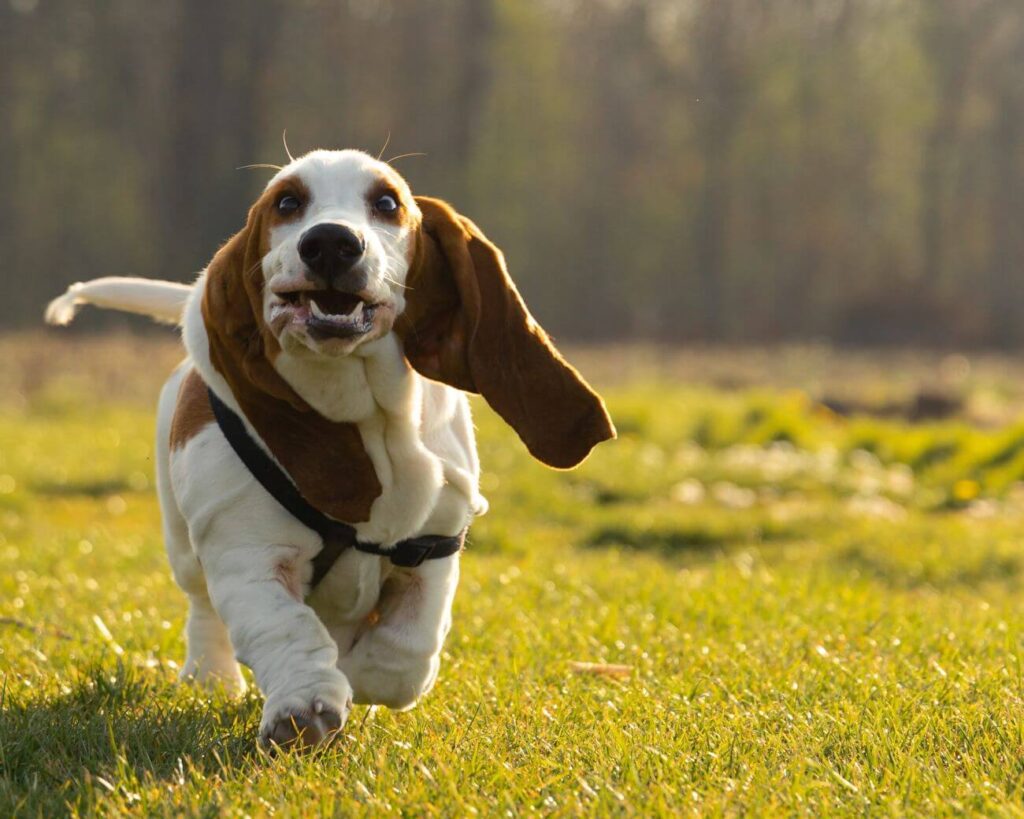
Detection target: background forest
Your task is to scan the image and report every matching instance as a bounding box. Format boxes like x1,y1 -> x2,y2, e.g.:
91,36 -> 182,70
2,0 -> 1023,345
9,3 -> 1024,812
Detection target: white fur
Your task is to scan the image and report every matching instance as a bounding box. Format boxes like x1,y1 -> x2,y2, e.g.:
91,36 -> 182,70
45,277 -> 191,326
50,150 -> 488,745
262,150 -> 420,358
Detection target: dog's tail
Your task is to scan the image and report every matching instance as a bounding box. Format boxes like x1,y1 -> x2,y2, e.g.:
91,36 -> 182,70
44,277 -> 193,326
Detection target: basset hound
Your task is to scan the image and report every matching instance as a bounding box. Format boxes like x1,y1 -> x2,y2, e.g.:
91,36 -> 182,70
45,149 -> 615,749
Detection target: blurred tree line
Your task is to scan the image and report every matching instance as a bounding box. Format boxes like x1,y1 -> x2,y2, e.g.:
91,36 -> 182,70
2,0 -> 1023,345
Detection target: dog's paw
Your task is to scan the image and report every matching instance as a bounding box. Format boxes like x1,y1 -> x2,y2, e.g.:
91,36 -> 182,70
259,676 -> 353,751
261,700 -> 346,750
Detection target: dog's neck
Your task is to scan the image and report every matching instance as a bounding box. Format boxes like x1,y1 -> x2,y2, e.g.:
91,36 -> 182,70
273,334 -> 421,425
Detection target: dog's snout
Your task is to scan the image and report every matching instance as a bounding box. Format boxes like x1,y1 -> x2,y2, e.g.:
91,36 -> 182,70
298,223 -> 366,285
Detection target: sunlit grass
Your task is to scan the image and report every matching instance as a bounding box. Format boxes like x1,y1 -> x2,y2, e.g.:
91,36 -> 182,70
2,339 -> 1024,814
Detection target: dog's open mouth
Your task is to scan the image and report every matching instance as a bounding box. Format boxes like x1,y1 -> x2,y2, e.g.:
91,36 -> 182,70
275,290 -> 378,339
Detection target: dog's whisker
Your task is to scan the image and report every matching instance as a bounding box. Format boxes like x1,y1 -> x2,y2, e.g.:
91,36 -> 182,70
385,151 -> 426,165
367,224 -> 400,239
381,273 -> 409,291
376,132 -> 392,162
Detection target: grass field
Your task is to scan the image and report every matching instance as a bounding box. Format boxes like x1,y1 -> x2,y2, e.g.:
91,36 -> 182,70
4,335 -> 1024,815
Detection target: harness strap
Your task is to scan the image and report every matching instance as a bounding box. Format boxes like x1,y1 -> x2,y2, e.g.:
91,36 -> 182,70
206,387 -> 464,590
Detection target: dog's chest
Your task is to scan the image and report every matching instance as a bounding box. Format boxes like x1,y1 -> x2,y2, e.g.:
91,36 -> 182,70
273,342 -> 453,545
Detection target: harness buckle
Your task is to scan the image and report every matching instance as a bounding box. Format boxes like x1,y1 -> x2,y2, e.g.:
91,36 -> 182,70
388,539 -> 436,568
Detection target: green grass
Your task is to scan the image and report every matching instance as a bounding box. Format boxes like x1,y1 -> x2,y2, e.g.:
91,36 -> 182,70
4,347 -> 1024,814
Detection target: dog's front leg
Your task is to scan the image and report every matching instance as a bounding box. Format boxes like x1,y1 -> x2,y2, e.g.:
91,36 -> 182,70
197,532 -> 353,749
339,553 -> 460,710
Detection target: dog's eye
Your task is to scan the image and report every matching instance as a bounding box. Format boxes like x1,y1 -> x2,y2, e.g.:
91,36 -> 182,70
277,194 -> 302,214
374,194 -> 399,214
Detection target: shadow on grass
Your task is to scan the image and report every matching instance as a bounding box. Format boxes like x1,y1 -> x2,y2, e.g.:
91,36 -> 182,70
583,520 -> 797,555
836,545 -> 1022,589
568,479 -> 649,506
0,663 -> 260,814
30,478 -> 133,498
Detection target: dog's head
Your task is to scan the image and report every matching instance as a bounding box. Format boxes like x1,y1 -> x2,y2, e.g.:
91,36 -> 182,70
203,149 -> 614,468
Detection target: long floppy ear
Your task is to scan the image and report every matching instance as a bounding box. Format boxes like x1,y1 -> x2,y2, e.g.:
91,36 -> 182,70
397,196 -> 615,469
202,194 -> 304,408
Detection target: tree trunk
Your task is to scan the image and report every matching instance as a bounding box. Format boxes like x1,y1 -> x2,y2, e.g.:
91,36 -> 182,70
692,0 -> 743,339
449,0 -> 495,167
154,0 -> 228,274
987,83 -> 1024,345
918,1 -> 973,285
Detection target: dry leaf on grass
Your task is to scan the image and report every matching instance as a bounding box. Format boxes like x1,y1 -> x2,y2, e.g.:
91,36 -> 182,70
569,661 -> 632,679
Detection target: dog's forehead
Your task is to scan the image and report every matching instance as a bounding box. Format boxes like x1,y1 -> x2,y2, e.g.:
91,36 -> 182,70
268,149 -> 409,207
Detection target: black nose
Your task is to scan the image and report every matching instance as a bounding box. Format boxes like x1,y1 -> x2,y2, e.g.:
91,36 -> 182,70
298,223 -> 366,284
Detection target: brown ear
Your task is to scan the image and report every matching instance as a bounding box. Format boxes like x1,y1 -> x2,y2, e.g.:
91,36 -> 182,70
202,197 -> 303,408
397,196 -> 615,469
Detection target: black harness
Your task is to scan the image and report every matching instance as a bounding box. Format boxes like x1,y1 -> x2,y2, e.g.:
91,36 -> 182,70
207,387 -> 465,590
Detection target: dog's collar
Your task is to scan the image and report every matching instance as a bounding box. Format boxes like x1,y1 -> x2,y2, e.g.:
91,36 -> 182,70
206,386 -> 464,590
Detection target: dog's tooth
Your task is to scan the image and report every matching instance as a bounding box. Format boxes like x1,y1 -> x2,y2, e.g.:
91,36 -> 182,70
310,298 -> 325,318
352,301 -> 364,321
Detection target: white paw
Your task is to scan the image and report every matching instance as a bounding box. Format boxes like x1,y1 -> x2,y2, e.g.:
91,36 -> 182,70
259,671 -> 353,750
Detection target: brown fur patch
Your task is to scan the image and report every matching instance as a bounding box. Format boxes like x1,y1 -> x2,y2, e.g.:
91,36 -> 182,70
200,179 -> 382,523
170,369 -> 215,450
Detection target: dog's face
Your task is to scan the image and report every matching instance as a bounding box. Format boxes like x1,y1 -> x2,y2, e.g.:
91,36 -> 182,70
201,148 -> 614,469
258,150 -> 421,357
